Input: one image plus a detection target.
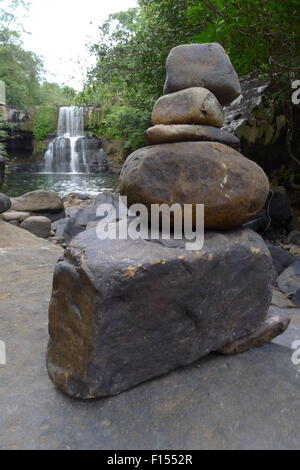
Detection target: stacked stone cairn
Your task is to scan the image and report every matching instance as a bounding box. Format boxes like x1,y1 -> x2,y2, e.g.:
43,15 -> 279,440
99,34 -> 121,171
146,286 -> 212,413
47,44 -> 290,399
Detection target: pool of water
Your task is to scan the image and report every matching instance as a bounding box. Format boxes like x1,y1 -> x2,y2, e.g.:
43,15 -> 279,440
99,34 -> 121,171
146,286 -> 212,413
3,172 -> 120,197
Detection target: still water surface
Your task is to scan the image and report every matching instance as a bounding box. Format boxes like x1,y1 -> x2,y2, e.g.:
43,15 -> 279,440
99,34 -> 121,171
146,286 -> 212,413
3,172 -> 119,197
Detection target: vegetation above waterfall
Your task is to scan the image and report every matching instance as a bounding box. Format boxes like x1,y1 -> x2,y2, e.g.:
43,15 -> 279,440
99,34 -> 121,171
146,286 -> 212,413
77,0 -> 300,152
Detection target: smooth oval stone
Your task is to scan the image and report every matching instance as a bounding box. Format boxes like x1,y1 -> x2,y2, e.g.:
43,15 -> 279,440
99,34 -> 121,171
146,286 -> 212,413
11,190 -> 63,212
119,142 -> 270,230
163,43 -> 241,106
20,216 -> 51,239
144,124 -> 240,148
151,87 -> 224,128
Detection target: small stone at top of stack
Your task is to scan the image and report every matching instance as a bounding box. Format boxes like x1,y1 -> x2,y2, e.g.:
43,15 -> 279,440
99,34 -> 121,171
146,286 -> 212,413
145,42 -> 241,147
163,43 -> 241,104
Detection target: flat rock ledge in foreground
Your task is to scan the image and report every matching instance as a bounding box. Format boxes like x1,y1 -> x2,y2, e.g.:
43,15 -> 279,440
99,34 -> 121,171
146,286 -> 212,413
47,227 -> 272,399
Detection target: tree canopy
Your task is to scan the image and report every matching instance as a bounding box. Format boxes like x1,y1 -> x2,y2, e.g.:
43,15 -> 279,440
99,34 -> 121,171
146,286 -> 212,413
77,0 -> 300,151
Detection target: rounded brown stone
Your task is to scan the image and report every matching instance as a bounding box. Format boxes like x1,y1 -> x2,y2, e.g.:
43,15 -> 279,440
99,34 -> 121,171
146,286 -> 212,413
151,87 -> 224,128
119,142 -> 270,230
144,124 -> 240,148
163,43 -> 241,106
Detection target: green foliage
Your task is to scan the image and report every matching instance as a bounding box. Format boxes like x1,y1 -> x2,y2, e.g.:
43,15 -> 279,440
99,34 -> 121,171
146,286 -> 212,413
99,105 -> 150,150
0,125 -> 7,158
32,106 -> 56,142
0,0 -> 30,46
81,0 -> 300,152
38,82 -> 76,106
0,43 -> 43,108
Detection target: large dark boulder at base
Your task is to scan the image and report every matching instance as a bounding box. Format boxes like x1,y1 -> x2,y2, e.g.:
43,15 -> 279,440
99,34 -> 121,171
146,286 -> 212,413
119,142 -> 270,230
163,43 -> 241,106
46,227 -> 272,399
0,193 -> 11,213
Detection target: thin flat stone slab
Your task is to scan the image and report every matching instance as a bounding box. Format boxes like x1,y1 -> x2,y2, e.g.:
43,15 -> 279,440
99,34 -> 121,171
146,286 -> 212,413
46,228 -> 272,399
151,87 -> 224,127
163,43 -> 241,106
144,124 -> 240,148
218,308 -> 291,355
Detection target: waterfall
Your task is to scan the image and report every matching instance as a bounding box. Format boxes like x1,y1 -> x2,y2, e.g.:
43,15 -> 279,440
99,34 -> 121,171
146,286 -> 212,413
43,106 -> 108,174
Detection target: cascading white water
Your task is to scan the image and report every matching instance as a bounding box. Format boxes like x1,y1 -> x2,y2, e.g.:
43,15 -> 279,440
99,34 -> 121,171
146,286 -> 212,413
43,106 -> 108,174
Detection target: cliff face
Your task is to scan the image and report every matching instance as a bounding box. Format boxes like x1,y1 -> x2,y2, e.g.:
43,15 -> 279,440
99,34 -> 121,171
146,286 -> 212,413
4,107 -> 35,166
223,73 -> 289,174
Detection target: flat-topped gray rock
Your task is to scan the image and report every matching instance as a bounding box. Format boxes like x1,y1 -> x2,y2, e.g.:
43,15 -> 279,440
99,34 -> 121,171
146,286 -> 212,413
47,227 -> 272,399
11,190 -> 63,213
163,43 -> 241,106
145,124 -> 240,148
152,87 -> 224,127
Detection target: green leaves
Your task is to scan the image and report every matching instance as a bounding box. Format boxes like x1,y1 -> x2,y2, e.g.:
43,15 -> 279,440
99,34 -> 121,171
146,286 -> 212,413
78,0 -> 300,153
32,106 -> 56,142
